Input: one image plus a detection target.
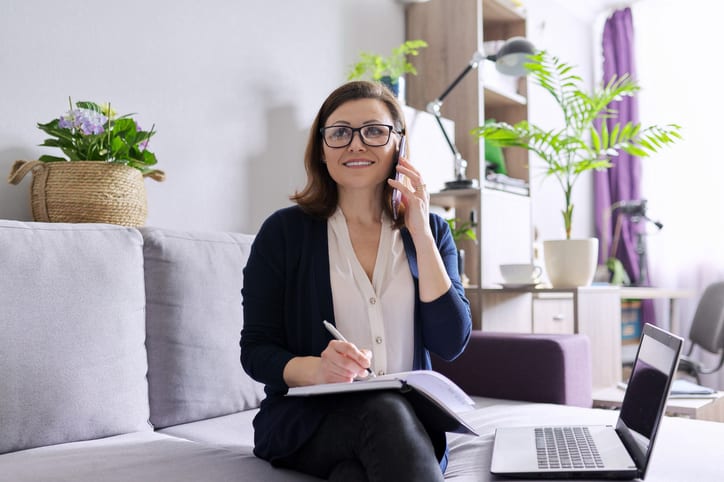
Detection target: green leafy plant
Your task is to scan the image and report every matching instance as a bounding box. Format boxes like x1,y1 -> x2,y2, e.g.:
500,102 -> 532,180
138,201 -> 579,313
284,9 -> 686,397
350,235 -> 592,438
445,218 -> 477,243
347,40 -> 428,84
36,99 -> 162,176
473,51 -> 681,239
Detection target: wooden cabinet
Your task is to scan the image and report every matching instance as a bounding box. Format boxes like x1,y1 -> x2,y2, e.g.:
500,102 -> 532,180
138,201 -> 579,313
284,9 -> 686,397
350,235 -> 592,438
405,0 -> 532,329
481,286 -> 623,390
533,295 -> 575,334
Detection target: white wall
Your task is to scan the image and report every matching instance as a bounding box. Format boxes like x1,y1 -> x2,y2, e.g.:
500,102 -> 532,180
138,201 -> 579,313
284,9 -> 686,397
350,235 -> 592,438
0,0 -> 404,233
524,0 -> 602,242
1,0 -> 611,237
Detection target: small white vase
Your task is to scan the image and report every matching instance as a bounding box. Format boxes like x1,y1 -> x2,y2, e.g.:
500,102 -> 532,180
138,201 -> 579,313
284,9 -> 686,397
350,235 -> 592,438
543,238 -> 599,288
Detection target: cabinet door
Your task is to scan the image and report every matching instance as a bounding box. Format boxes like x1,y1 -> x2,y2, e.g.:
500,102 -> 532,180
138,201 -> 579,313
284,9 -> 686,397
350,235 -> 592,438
533,297 -> 574,334
481,292 -> 533,333
481,188 -> 532,285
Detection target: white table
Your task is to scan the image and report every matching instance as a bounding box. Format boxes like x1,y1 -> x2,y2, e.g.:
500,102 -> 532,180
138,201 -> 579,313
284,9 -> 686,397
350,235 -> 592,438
593,385 -> 724,422
619,287 -> 695,335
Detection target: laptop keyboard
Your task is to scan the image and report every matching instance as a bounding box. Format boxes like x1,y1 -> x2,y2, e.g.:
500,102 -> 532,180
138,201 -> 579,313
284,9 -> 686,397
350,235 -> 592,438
535,427 -> 605,470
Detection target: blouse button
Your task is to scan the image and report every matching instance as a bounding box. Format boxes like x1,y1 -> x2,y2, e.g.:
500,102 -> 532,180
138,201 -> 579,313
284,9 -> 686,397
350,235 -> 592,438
375,336 -> 383,344
369,297 -> 376,304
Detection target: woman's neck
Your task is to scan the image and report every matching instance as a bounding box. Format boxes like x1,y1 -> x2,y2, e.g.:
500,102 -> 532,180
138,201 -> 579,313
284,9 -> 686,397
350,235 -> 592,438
337,188 -> 383,225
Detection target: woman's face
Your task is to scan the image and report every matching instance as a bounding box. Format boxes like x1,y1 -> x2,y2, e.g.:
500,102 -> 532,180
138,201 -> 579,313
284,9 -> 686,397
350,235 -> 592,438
321,98 -> 401,194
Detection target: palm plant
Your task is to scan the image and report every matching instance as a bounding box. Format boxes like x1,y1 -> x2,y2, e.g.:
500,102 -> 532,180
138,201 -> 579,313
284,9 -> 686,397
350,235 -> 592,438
473,50 -> 681,239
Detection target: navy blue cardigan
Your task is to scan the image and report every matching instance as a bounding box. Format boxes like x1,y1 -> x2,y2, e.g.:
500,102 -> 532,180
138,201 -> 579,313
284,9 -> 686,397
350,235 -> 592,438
240,205 -> 472,466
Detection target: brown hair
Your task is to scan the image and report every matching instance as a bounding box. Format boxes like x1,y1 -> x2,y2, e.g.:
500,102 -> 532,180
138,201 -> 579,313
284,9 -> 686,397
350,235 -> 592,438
291,81 -> 407,226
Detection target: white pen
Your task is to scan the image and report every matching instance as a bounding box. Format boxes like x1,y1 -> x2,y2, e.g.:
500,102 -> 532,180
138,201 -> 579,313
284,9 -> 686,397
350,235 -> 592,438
323,320 -> 376,378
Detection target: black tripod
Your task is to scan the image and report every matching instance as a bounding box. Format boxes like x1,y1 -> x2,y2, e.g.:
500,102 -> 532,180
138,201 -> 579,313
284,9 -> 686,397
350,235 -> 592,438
617,200 -> 663,286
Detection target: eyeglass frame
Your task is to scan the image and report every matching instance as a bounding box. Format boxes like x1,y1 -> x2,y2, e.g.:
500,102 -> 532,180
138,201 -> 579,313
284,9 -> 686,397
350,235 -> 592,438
319,123 -> 403,148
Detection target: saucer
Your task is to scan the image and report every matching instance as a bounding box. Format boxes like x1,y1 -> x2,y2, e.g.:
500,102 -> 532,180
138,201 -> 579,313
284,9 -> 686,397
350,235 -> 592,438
499,282 -> 540,289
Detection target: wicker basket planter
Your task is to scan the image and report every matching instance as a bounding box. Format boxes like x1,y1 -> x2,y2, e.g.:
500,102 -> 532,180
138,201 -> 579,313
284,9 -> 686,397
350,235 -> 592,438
7,160 -> 164,227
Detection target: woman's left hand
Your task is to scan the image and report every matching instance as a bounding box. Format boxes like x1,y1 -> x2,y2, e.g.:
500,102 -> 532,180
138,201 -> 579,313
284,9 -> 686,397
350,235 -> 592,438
388,157 -> 432,241
388,155 -> 452,302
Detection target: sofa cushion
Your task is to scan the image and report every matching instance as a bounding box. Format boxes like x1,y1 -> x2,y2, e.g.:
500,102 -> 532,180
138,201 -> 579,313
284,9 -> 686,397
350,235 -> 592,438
0,431 -> 322,481
141,227 -> 264,429
0,221 -> 151,454
157,409 -> 258,452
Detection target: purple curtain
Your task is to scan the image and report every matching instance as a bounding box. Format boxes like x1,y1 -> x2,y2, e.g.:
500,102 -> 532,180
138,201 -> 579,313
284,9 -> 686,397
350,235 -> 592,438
594,8 -> 656,324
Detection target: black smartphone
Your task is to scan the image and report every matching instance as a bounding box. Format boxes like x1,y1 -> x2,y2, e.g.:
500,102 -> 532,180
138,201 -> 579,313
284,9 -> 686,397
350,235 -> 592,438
391,135 -> 407,220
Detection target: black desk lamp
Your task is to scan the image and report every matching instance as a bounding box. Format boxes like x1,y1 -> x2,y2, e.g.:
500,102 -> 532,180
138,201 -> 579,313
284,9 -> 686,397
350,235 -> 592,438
426,37 -> 536,190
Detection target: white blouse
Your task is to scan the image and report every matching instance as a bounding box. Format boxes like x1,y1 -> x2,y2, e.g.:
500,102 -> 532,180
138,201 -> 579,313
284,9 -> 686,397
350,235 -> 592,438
328,208 -> 415,375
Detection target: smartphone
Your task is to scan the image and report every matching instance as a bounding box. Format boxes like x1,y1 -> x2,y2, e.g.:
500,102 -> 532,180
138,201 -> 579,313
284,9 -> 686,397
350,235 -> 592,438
391,135 -> 407,220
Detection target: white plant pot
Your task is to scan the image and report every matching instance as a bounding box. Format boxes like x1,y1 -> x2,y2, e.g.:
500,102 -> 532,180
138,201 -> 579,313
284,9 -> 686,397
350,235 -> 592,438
543,238 -> 599,288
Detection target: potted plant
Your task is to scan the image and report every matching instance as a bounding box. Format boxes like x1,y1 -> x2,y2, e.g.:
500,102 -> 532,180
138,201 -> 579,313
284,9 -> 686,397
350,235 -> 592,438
8,99 -> 164,227
445,217 -> 477,243
445,217 -> 477,283
474,51 -> 681,287
347,39 -> 428,100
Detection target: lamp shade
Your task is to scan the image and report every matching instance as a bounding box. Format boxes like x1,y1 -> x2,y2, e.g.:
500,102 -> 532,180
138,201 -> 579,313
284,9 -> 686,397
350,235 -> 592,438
492,37 -> 536,76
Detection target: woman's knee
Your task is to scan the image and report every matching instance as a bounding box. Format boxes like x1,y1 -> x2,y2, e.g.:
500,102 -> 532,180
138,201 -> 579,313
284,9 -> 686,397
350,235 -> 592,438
359,392 -> 424,433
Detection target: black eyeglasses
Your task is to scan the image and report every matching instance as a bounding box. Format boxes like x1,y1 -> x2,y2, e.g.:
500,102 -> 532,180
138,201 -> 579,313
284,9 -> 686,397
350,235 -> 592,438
320,124 -> 400,148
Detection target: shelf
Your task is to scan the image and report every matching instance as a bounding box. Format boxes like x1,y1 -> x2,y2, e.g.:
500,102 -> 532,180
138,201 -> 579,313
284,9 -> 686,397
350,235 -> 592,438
430,188 -> 480,209
484,85 -> 527,107
483,0 -> 526,24
483,180 -> 529,196
406,0 -> 531,330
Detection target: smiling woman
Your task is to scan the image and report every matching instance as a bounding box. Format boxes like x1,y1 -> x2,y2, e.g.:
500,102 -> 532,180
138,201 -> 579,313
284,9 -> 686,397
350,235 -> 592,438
240,80 -> 472,480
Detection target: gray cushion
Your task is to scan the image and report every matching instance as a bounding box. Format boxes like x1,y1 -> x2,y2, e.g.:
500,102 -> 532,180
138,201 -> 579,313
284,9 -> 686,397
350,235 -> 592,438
0,221 -> 151,454
0,431 -> 322,481
141,227 -> 264,429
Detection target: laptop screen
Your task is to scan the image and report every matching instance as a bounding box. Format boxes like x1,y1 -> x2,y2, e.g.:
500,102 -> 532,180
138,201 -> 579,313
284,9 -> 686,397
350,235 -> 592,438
615,323 -> 682,477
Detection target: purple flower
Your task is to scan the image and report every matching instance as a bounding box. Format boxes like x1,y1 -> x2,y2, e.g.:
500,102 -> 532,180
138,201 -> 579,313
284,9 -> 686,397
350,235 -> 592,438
58,116 -> 73,129
59,108 -> 107,135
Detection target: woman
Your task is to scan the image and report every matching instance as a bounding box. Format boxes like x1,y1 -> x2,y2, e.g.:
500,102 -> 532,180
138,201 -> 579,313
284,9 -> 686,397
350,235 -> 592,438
240,80 -> 472,481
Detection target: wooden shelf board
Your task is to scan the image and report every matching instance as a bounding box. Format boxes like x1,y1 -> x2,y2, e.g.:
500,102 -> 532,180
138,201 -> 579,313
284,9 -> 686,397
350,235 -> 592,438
483,0 -> 526,24
430,188 -> 480,209
484,85 -> 527,107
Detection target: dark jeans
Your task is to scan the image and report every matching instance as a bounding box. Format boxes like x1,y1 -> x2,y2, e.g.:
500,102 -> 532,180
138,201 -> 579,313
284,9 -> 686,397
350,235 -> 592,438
275,391 -> 446,482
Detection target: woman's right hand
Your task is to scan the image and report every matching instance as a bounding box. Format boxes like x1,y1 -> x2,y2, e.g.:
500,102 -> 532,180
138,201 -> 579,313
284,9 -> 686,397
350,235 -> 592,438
283,341 -> 372,387
318,340 -> 373,383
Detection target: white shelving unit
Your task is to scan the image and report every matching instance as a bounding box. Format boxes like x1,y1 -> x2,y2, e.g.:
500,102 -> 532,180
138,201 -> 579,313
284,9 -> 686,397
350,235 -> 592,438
405,0 -> 532,329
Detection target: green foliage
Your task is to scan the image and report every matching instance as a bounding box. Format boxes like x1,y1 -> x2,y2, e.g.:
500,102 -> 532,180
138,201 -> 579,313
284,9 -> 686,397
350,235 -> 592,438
347,40 -> 428,84
445,218 -> 477,242
36,99 -> 161,176
606,257 -> 631,285
473,51 -> 681,239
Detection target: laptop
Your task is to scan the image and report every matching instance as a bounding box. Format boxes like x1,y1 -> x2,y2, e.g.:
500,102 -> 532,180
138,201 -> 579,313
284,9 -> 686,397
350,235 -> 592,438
491,323 -> 683,480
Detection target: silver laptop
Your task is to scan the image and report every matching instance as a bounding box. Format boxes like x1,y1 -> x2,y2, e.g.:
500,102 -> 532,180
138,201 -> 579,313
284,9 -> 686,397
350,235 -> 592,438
491,323 -> 683,480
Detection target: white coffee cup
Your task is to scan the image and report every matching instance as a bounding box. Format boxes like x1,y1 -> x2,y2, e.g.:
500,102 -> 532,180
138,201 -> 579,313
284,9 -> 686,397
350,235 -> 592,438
499,263 -> 543,284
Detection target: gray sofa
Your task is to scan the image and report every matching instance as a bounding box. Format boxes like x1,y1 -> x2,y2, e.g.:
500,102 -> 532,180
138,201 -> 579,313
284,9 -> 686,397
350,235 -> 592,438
1,220 -> 722,482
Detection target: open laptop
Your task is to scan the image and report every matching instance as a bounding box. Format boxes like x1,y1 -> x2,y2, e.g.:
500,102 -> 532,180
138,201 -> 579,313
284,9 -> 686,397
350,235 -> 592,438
491,323 -> 683,480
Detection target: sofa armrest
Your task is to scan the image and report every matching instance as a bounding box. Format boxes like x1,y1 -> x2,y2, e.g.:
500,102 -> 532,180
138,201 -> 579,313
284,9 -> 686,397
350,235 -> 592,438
432,331 -> 592,408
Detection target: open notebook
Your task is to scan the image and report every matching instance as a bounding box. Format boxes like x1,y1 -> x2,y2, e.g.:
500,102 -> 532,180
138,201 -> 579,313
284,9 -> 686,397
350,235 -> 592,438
286,369 -> 477,435
491,323 -> 683,480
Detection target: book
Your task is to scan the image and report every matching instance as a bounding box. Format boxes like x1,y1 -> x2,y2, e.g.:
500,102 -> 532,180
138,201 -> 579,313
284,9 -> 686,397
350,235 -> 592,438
286,370 -> 478,435
669,379 -> 718,398
618,379 -> 719,398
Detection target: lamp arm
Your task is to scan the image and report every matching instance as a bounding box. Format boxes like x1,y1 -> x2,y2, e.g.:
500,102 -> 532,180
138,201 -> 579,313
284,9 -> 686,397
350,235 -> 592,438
425,51 -> 487,183
426,51 -> 486,114
432,106 -> 459,157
